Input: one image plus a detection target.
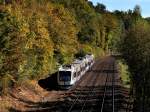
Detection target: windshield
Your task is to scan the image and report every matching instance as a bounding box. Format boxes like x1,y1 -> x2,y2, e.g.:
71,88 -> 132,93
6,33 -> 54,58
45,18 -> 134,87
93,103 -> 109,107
59,71 -> 71,81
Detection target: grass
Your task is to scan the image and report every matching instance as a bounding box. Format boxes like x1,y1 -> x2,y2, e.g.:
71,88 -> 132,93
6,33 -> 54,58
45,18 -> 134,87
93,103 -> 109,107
117,59 -> 131,88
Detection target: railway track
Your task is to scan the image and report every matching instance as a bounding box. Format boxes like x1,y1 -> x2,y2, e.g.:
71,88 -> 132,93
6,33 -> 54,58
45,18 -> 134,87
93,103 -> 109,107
66,59 -> 106,112
99,63 -> 115,112
63,60 -> 116,112
27,57 -> 133,112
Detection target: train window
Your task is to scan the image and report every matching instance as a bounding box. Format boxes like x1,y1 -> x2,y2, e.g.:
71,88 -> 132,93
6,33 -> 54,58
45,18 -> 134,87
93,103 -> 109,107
73,72 -> 76,78
59,71 -> 71,81
78,72 -> 80,76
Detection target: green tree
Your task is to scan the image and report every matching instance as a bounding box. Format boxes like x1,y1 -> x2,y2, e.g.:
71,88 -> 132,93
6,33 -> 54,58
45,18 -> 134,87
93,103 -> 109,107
47,3 -> 79,64
95,3 -> 106,13
0,8 -> 28,91
121,19 -> 150,111
133,5 -> 141,17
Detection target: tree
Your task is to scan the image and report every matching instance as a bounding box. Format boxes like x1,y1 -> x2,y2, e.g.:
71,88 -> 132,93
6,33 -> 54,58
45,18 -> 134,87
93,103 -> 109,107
120,19 -> 150,111
95,3 -> 106,13
47,3 -> 79,64
0,8 -> 29,91
133,5 -> 141,17
87,1 -> 94,8
23,13 -> 54,80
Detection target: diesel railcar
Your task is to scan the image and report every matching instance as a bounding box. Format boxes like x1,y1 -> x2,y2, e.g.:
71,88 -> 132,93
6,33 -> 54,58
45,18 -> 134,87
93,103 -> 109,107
57,54 -> 94,89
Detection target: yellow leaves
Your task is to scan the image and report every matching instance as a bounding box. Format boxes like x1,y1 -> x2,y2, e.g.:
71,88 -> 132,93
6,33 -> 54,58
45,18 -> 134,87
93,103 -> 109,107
103,13 -> 118,31
0,0 -> 114,83
45,3 -> 79,64
3,5 -> 12,13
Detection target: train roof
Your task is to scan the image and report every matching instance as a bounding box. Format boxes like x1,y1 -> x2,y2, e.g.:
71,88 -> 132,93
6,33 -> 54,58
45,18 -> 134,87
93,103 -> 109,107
59,64 -> 73,71
59,54 -> 94,71
85,54 -> 94,57
85,54 -> 94,59
72,59 -> 82,64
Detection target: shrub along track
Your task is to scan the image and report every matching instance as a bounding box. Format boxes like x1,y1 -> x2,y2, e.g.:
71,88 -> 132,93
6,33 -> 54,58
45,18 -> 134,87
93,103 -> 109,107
22,56 -> 133,112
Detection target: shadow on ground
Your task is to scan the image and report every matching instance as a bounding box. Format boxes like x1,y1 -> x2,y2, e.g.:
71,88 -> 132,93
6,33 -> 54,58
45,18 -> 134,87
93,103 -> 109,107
9,85 -> 131,112
38,72 -> 58,91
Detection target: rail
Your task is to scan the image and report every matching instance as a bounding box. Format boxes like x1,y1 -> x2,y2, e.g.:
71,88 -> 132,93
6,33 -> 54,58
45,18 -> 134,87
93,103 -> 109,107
67,61 -> 105,112
100,63 -> 115,112
100,64 -> 111,112
112,63 -> 115,112
81,62 -> 109,112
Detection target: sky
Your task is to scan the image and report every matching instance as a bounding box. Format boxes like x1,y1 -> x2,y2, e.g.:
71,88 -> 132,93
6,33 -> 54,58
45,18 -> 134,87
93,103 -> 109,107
89,0 -> 150,17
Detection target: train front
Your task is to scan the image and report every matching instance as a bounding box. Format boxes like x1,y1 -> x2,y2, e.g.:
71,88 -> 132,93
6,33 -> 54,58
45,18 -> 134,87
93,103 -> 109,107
57,65 -> 74,89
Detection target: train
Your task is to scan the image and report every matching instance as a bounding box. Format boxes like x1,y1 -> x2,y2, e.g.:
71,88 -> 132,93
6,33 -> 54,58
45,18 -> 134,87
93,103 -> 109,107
57,54 -> 94,89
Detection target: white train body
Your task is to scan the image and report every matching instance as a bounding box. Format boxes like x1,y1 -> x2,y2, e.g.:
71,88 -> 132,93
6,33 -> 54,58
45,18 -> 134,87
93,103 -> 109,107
57,54 -> 94,89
